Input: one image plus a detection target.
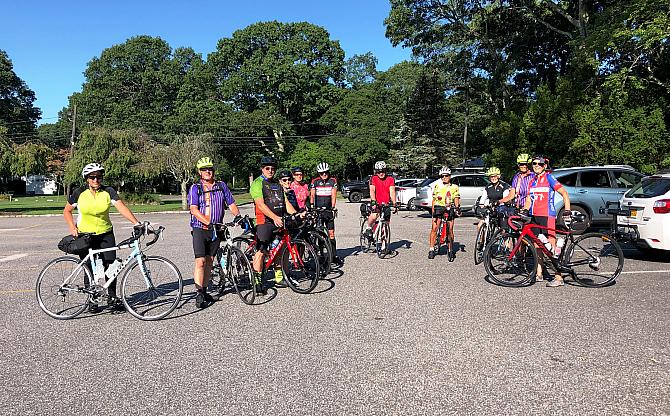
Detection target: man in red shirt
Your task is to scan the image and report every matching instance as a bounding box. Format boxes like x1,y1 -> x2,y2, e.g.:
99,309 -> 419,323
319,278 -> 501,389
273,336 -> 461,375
363,161 -> 396,238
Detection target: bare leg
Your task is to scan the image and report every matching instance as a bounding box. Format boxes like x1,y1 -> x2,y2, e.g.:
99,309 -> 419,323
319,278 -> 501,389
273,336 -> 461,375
194,257 -> 206,291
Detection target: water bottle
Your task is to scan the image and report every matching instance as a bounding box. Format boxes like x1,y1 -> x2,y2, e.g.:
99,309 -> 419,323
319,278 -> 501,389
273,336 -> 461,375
93,257 -> 105,285
105,258 -> 122,279
555,236 -> 566,256
270,237 -> 281,250
537,234 -> 554,254
220,254 -> 227,274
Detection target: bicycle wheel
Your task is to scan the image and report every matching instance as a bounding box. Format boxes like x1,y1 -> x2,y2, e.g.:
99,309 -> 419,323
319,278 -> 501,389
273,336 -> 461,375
121,256 -> 183,321
210,247 -> 226,293
484,232 -> 537,287
377,222 -> 391,258
564,232 -> 624,287
434,219 -> 443,255
280,239 -> 320,293
446,226 -> 455,262
36,256 -> 91,320
307,230 -> 332,277
227,246 -> 256,305
474,223 -> 487,265
359,220 -> 372,252
233,236 -> 256,259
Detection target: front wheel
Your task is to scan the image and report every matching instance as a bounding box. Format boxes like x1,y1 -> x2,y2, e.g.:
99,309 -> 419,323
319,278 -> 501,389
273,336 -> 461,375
484,232 -> 537,287
121,256 -> 183,321
281,239 -> 320,294
227,246 -> 256,305
564,232 -> 624,287
359,220 -> 371,252
36,256 -> 91,320
474,223 -> 487,265
307,230 -> 332,277
377,222 -> 391,258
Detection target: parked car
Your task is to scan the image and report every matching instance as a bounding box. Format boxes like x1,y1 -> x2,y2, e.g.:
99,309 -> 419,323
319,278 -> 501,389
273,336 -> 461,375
617,172 -> 670,252
395,178 -> 423,210
414,173 -> 490,212
551,165 -> 645,232
341,175 -> 371,203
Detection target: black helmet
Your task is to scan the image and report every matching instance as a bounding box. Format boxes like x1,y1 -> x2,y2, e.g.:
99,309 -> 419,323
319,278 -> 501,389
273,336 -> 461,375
278,170 -> 292,179
260,156 -> 278,167
291,166 -> 304,174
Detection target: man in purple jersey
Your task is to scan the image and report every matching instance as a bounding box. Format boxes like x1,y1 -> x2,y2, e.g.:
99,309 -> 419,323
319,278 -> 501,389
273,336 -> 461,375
510,153 -> 534,208
188,157 -> 241,308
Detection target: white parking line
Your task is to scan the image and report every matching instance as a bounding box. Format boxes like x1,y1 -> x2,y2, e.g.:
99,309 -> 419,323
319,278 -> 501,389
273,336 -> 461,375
621,270 -> 670,275
0,254 -> 29,263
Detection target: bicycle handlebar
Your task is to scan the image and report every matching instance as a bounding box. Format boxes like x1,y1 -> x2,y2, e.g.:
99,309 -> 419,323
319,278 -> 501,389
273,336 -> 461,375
146,225 -> 164,247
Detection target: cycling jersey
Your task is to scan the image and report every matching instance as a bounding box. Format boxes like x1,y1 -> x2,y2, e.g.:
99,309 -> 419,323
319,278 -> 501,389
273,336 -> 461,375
370,175 -> 395,204
250,175 -> 285,225
285,188 -> 299,212
187,180 -> 235,229
68,186 -> 119,234
432,182 -> 460,207
310,176 -> 337,208
528,172 -> 563,217
479,182 -> 510,206
511,172 -> 534,208
290,181 -> 309,209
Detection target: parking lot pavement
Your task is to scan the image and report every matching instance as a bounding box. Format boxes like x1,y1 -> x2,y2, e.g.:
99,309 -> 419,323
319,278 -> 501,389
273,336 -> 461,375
1,202 -> 669,415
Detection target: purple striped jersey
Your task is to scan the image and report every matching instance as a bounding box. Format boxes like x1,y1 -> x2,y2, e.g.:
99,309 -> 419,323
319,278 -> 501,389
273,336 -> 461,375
188,181 -> 235,229
511,172 -> 535,208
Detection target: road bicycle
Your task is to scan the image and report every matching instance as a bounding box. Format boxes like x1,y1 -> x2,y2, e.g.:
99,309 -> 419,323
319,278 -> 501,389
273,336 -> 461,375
483,212 -> 624,287
208,218 -> 256,305
474,205 -> 499,264
36,223 -> 183,320
359,203 -> 393,258
433,206 -> 458,262
234,216 -> 320,294
297,208 -> 334,277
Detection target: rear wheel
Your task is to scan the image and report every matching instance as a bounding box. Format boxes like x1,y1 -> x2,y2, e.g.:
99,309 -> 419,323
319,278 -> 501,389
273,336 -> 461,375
484,232 -> 537,287
281,239 -> 320,293
565,232 -> 624,287
121,256 -> 183,321
407,197 -> 417,211
307,230 -> 332,277
36,256 -> 91,320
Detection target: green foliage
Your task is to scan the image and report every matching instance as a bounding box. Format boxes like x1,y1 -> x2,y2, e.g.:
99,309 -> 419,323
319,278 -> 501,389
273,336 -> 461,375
285,139 -> 345,178
119,192 -> 161,205
11,142 -> 52,177
0,50 -> 41,136
344,52 -> 378,88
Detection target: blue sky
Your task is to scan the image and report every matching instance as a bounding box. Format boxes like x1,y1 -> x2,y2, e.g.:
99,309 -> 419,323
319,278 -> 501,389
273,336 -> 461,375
1,0 -> 411,123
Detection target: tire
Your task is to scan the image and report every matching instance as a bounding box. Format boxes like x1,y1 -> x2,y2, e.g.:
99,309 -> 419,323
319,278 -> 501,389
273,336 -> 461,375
280,239 -> 320,293
434,219 -> 443,255
36,256 -> 91,320
484,232 -> 537,287
474,223 -> 487,265
359,220 -> 371,252
348,192 -> 362,203
377,222 -> 391,258
561,206 -> 590,235
307,230 -> 332,277
211,248 -> 226,293
121,256 -> 183,321
227,246 -> 256,305
233,236 -> 256,259
564,232 -> 624,287
407,198 -> 417,211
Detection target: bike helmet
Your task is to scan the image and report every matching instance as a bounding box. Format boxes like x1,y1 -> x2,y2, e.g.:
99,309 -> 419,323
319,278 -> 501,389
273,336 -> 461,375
260,156 -> 278,167
291,166 -> 304,174
81,163 -> 104,178
439,166 -> 451,176
316,162 -> 330,173
278,170 -> 292,179
196,157 -> 214,169
516,153 -> 531,164
374,161 -> 387,171
486,167 -> 501,176
531,154 -> 547,165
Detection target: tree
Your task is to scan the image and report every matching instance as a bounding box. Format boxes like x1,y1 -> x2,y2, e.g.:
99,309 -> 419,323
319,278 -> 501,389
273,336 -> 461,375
11,142 -> 52,178
344,52 -> 378,88
0,50 -> 41,136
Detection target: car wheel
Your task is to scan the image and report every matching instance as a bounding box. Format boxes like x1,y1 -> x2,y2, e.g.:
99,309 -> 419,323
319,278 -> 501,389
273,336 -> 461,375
348,192 -> 362,203
561,206 -> 590,234
407,198 -> 416,211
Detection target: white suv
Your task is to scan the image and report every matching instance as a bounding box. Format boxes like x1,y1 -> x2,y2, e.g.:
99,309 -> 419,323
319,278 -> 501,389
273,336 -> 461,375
618,172 -> 670,252
414,173 -> 489,212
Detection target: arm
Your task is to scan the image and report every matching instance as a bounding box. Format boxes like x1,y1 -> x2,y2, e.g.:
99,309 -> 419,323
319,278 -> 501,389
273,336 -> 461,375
331,185 -> 337,208
285,196 -> 297,215
479,189 -> 489,206
63,203 -> 78,236
229,203 -> 241,217
369,185 -> 376,203
389,186 -> 396,206
115,200 -> 140,225
190,204 -> 210,226
310,187 -> 315,206
500,188 -> 516,204
557,187 -> 570,212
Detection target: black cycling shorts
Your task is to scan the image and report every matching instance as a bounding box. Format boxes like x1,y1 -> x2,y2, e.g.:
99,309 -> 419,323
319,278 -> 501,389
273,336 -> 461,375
432,206 -> 454,220
317,209 -> 335,231
79,230 -> 116,266
192,227 -> 221,258
256,223 -> 278,252
530,215 -> 556,238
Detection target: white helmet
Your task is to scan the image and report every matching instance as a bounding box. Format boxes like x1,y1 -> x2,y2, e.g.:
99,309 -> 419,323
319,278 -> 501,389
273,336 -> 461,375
374,161 -> 387,171
439,166 -> 451,176
316,162 -> 330,173
82,163 -> 104,178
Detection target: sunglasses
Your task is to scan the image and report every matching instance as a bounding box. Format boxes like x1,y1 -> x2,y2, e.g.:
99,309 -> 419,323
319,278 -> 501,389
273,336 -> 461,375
518,163 -> 528,167
262,165 -> 277,170
280,178 -> 291,182
319,172 -> 329,175
293,172 -> 303,176
532,162 -> 546,167
87,175 -> 103,180
441,174 -> 450,178
199,168 -> 214,172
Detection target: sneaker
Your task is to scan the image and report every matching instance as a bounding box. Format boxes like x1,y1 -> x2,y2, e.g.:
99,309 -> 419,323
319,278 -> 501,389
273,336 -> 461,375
203,292 -> 219,303
255,284 -> 267,296
428,250 -> 436,259
274,279 -> 288,288
195,291 -> 206,308
546,278 -> 564,287
107,296 -> 125,311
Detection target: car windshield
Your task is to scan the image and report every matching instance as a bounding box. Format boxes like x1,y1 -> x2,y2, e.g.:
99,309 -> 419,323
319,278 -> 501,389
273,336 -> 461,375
419,177 -> 438,187
625,177 -> 670,198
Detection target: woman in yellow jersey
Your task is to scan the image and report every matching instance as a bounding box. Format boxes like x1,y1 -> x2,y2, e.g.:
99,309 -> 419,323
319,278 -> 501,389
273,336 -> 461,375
428,167 -> 461,259
63,163 -> 142,312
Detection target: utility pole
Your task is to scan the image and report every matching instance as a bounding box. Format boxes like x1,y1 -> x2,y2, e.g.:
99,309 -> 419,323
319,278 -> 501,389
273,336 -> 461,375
66,104 -> 77,196
462,83 -> 469,170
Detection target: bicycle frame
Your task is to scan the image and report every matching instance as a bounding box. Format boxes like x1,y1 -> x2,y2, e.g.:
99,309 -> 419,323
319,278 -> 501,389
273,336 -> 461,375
435,208 -> 454,245
244,228 -> 306,271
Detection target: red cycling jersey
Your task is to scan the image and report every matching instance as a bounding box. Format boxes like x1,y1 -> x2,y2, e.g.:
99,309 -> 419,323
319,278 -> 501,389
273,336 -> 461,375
370,175 -> 395,204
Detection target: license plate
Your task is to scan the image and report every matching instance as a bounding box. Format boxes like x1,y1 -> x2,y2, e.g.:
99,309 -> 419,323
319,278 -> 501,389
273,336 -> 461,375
629,209 -> 637,218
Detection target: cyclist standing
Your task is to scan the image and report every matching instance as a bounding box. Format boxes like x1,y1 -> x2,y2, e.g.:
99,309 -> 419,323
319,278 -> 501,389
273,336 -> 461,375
188,157 -> 241,308
250,156 -> 299,289
510,153 -> 534,208
289,167 -> 310,210
523,155 -> 572,287
476,167 -> 515,230
428,167 -> 460,259
310,162 -> 341,265
364,161 -> 396,237
279,170 -> 300,211
63,163 -> 142,312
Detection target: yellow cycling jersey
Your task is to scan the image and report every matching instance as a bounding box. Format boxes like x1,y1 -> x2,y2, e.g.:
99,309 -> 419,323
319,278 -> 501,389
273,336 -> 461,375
432,182 -> 460,207
68,186 -> 119,234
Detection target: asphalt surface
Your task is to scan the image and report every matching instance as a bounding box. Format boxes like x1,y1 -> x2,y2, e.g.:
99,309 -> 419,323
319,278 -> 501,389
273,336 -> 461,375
1,203 -> 669,415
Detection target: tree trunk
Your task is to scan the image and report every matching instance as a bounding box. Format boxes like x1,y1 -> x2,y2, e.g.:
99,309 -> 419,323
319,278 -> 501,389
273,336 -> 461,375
181,180 -> 189,210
